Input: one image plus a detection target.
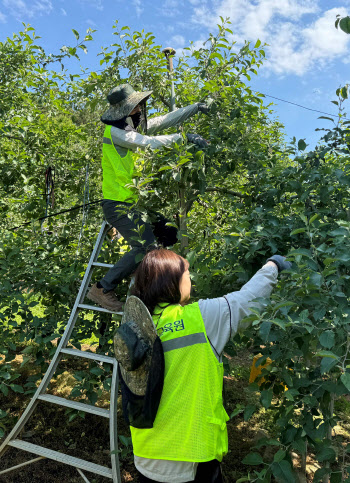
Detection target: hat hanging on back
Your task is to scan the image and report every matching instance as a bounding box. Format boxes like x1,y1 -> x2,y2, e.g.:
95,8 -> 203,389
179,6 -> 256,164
114,295 -> 164,428
101,84 -> 153,122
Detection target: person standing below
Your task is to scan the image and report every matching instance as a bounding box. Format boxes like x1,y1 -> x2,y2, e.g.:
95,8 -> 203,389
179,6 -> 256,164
88,84 -> 209,312
129,250 -> 291,483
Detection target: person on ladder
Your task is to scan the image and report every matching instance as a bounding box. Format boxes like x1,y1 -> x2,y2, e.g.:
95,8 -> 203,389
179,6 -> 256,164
88,84 -> 209,312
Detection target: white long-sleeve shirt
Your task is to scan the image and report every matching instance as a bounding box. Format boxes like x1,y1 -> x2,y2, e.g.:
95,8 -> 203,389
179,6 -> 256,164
110,103 -> 201,157
135,263 -> 278,482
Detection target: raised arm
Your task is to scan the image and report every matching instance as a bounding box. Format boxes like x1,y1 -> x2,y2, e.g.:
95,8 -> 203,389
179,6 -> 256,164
198,262 -> 279,359
147,103 -> 202,135
110,125 -> 183,152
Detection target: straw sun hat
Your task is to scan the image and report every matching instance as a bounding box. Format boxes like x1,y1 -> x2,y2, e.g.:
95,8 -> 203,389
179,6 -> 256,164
101,84 -> 153,122
113,296 -> 164,428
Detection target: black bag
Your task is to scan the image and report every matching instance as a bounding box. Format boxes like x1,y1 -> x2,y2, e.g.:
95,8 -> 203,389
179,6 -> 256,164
119,336 -> 165,428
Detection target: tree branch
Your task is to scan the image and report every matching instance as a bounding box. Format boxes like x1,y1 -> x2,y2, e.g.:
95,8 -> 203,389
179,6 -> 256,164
2,134 -> 25,143
184,187 -> 249,213
205,186 -> 249,198
158,94 -> 171,109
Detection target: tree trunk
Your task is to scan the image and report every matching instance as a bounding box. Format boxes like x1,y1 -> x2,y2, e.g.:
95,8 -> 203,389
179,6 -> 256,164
322,394 -> 335,483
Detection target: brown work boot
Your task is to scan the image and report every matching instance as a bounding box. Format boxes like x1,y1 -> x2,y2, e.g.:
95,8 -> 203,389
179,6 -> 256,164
87,283 -> 123,312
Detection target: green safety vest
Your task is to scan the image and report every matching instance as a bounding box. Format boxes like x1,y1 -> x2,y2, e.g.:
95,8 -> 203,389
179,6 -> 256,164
130,302 -> 229,462
101,125 -> 138,202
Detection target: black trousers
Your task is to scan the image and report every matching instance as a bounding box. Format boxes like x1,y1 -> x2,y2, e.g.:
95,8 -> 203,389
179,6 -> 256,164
137,459 -> 223,483
100,200 -> 177,291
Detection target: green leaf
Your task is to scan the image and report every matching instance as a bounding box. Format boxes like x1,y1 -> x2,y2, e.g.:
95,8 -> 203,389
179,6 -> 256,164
244,404 -> 256,421
1,385 -> 9,397
292,439 -> 307,455
10,384 -> 24,393
340,372 -> 350,392
273,301 -> 295,311
340,17 -> 350,34
316,446 -> 336,463
319,330 -> 335,349
316,351 -> 339,359
259,321 -> 271,342
242,452 -> 263,465
290,248 -> 312,258
254,40 -> 261,49
284,388 -> 299,401
22,346 -> 33,354
274,449 -> 286,462
271,318 -> 286,330
290,228 -> 306,235
68,412 -> 77,422
72,29 -> 80,40
309,272 -> 322,287
318,116 -> 335,122
230,405 -> 244,418
118,434 -> 131,447
330,471 -> 342,483
90,366 -> 104,376
298,139 -> 307,151
260,389 -> 273,408
314,468 -> 330,483
341,86 -> 348,99
320,357 -> 337,375
309,214 -> 319,225
271,460 -> 296,483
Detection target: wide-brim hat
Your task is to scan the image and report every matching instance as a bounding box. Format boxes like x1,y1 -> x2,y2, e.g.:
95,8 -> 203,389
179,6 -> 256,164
113,295 -> 158,396
101,84 -> 152,122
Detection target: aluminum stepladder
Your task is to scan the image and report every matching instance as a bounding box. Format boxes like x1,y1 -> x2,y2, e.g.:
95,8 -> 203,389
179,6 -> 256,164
0,220 -> 122,482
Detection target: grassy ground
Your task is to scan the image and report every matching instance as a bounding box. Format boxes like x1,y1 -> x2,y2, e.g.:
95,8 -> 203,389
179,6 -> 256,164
1,342 -> 350,482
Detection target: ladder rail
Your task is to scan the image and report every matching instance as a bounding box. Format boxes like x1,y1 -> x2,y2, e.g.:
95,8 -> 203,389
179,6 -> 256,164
0,456 -> 45,475
0,221 -> 110,453
109,359 -> 120,481
7,440 -> 113,479
0,220 -> 122,482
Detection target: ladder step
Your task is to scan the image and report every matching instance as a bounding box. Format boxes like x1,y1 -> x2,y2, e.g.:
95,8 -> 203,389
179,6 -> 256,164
92,262 -> 114,268
78,304 -> 123,315
8,440 -> 113,479
61,348 -> 115,364
38,394 -> 110,418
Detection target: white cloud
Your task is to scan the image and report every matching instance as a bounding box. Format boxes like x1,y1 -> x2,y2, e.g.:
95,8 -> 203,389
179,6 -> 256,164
192,0 -> 318,30
61,7 -> 67,15
86,18 -> 97,27
2,0 -> 53,19
0,10 -> 6,22
80,0 -> 103,11
163,0 -> 182,7
133,0 -> 143,17
156,0 -> 184,18
189,1 -> 350,76
169,34 -> 185,48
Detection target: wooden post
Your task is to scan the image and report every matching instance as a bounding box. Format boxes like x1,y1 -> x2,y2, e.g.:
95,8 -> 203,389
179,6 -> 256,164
162,46 -> 188,253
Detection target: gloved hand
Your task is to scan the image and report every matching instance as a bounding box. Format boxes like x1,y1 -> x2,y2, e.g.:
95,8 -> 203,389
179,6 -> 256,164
266,255 -> 292,273
186,133 -> 208,149
198,102 -> 210,115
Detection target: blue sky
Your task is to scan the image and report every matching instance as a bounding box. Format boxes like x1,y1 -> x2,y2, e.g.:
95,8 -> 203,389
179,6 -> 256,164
1,0 -> 350,149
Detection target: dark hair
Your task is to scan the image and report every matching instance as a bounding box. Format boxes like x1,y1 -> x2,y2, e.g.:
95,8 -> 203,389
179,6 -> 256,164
133,249 -> 189,315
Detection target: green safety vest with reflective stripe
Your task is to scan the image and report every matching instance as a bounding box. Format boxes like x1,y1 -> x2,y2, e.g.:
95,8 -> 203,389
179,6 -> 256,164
101,125 -> 138,202
130,302 -> 229,462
